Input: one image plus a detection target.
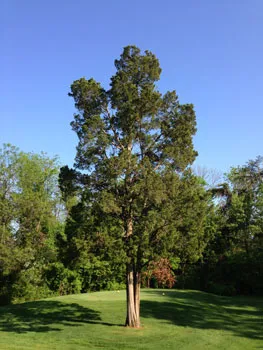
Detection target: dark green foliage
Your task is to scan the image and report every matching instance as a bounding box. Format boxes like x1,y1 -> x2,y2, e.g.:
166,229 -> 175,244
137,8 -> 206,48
183,157 -> 263,296
11,265 -> 54,303
64,45 -> 201,269
45,262 -> 82,295
60,198 -> 126,292
58,166 -> 80,213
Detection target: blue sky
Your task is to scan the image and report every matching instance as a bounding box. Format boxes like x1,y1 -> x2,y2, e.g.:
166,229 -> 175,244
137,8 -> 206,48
1,0 -> 263,173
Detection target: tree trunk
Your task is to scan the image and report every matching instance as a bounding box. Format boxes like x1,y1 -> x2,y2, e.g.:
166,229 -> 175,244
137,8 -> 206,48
125,268 -> 141,327
125,216 -> 141,327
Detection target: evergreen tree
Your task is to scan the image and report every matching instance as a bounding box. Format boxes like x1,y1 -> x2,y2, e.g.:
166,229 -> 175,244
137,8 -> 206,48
64,46 -> 199,327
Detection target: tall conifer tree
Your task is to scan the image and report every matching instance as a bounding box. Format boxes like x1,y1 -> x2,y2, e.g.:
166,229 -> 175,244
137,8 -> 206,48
66,46 -> 198,327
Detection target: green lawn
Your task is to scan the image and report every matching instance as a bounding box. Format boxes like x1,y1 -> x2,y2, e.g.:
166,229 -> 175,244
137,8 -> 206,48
0,289 -> 262,349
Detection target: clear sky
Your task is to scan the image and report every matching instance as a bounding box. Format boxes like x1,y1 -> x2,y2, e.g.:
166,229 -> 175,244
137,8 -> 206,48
1,0 -> 263,173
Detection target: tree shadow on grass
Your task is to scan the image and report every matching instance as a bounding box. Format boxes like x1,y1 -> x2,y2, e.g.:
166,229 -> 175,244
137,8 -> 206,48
0,300 -> 121,333
141,290 -> 263,341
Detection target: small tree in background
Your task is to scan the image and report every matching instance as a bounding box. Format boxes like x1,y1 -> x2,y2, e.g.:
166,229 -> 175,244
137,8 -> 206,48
143,258 -> 176,288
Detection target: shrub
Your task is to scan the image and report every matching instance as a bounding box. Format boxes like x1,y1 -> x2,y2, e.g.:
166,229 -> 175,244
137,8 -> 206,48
11,267 -> 53,303
105,281 -> 126,291
45,262 -> 82,295
142,258 -> 176,289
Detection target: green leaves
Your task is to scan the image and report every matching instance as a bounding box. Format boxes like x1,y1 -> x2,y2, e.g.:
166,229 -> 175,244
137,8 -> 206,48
69,78 -> 109,170
0,144 -> 64,304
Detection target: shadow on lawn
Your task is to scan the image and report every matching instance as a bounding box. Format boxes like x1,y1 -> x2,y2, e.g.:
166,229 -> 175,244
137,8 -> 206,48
0,290 -> 262,340
0,300 -> 121,333
141,290 -> 263,340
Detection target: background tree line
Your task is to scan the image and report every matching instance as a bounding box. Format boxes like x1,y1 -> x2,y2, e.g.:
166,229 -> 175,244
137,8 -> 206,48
0,143 -> 262,306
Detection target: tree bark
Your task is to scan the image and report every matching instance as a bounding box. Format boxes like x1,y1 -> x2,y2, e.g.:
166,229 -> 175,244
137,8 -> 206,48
125,217 -> 141,327
125,268 -> 141,327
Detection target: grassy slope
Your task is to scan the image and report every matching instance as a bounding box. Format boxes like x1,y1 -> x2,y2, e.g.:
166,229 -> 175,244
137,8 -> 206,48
0,289 -> 262,350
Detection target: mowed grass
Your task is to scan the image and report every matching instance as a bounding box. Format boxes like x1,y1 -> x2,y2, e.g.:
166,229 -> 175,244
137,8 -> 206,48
0,289 -> 262,350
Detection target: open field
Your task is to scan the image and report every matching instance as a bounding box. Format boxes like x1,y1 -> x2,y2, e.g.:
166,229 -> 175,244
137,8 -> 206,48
0,289 -> 262,350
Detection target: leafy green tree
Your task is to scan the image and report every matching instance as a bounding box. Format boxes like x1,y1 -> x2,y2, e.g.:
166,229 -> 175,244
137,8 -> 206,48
60,197 -> 126,292
197,157 -> 263,295
65,45 -> 199,327
227,157 -> 263,255
170,171 -> 210,287
0,145 -> 63,304
58,166 -> 80,214
0,144 -> 19,245
14,151 -> 60,249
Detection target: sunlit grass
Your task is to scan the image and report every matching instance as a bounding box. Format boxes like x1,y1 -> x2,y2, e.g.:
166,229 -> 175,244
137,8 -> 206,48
0,289 -> 262,349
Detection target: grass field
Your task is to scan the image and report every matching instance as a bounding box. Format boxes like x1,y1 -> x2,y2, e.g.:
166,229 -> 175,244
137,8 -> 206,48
0,289 -> 262,349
